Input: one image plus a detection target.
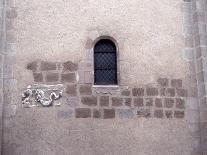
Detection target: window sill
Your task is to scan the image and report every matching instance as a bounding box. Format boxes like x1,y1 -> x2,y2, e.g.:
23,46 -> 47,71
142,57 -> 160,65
92,85 -> 119,88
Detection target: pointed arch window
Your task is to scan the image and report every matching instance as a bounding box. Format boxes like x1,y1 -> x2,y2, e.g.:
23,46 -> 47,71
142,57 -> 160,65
94,39 -> 118,85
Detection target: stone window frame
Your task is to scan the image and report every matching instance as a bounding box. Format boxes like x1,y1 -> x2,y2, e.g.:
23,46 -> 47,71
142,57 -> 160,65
92,36 -> 120,88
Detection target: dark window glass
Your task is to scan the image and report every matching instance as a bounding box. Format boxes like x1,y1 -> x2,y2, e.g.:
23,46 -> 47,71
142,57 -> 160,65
94,39 -> 117,85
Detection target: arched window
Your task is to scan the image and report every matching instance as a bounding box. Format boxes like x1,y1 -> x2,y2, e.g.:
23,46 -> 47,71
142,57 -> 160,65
94,39 -> 118,85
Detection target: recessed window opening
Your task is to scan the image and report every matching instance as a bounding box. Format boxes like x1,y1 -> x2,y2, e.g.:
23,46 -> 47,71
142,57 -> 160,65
94,39 -> 118,85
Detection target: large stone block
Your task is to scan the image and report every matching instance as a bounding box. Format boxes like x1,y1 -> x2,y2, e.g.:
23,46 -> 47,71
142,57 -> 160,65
41,61 -> 56,71
146,87 -> 159,96
103,109 -> 115,119
66,84 -> 77,96
75,108 -> 91,118
166,88 -> 175,97
81,96 -> 97,106
63,61 -> 78,72
26,61 -> 37,72
174,111 -> 185,118
175,98 -> 185,109
99,96 -> 109,107
61,73 -> 76,83
117,109 -> 134,119
134,98 -> 143,107
79,85 -> 92,95
93,109 -> 101,118
137,109 -> 151,118
154,110 -> 163,118
164,98 -> 174,108
45,73 -> 59,82
112,97 -> 123,106
171,79 -> 182,88
33,73 -> 43,82
132,88 -> 144,96
157,78 -> 169,87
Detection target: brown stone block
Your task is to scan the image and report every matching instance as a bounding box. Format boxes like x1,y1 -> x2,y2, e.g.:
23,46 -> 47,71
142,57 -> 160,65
63,61 -> 78,72
132,88 -> 144,96
27,61 -> 37,71
160,88 -> 166,96
45,73 -> 59,82
137,109 -> 151,118
100,96 -> 109,107
165,110 -> 173,118
81,96 -> 97,106
124,98 -> 132,107
112,97 -> 123,106
93,109 -> 101,118
79,85 -> 92,95
154,110 -> 163,118
121,90 -> 131,96
146,87 -> 159,96
134,98 -> 143,107
145,98 -> 153,106
75,108 -> 91,118
171,79 -> 182,88
166,88 -> 175,97
157,78 -> 169,87
61,73 -> 76,83
176,88 -> 188,97
41,61 -> 56,71
164,98 -> 174,108
155,98 -> 162,107
174,111 -> 184,118
175,98 -> 185,109
66,84 -> 77,96
104,109 -> 115,119
33,73 -> 43,82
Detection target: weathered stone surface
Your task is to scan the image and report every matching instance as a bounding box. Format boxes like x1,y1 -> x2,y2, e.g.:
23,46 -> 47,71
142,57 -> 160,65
137,109 -> 150,118
146,87 -> 159,96
66,84 -> 77,96
45,73 -> 59,82
175,98 -> 185,109
124,98 -> 132,107
157,78 -> 169,87
176,88 -> 188,97
104,109 -> 115,119
164,98 -> 174,108
6,9 -> 17,19
57,109 -> 73,119
99,96 -> 109,107
75,108 -> 91,118
166,88 -> 175,97
66,97 -> 79,107
117,109 -> 134,119
134,98 -> 143,107
61,73 -> 76,83
4,104 -> 16,118
155,98 -> 162,107
132,88 -> 144,96
112,97 -> 123,106
145,98 -> 153,106
27,61 -> 37,71
121,90 -> 131,96
174,111 -> 184,118
84,71 -> 93,84
33,73 -> 43,82
154,110 -> 163,118
81,96 -> 97,106
171,79 -> 182,88
63,61 -> 78,72
79,85 -> 92,95
165,110 -> 173,118
41,61 -> 56,71
93,109 -> 101,118
160,88 -> 166,96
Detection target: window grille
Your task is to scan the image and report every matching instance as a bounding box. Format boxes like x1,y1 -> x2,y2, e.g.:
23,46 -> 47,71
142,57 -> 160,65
94,39 -> 118,85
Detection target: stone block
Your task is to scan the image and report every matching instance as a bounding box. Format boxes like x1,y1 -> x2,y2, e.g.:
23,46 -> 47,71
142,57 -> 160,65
121,90 -> 131,96
117,109 -> 134,119
63,61 -> 78,72
66,84 -> 77,96
103,109 -> 115,119
171,79 -> 182,87
79,85 -> 92,95
81,96 -> 97,106
26,61 -> 37,72
33,73 -> 43,82
132,88 -> 144,96
6,8 -> 17,19
4,104 -> 16,118
175,98 -> 185,109
137,109 -> 151,118
45,73 -> 59,82
160,88 -> 166,96
157,78 -> 169,87
176,88 -> 188,97
164,98 -> 174,108
57,109 -> 73,119
154,110 -> 163,118
197,71 -> 204,83
146,87 -> 158,96
155,98 -> 162,107
134,98 -> 143,107
174,111 -> 185,118
166,88 -> 175,97
93,109 -> 101,118
41,61 -> 56,71
185,37 -> 193,48
124,98 -> 132,107
112,97 -> 123,106
99,96 -> 109,107
61,73 -> 76,83
6,31 -> 16,43
165,110 -> 173,118
145,98 -> 153,106
84,71 -> 93,84
75,108 -> 91,118
66,97 -> 79,107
